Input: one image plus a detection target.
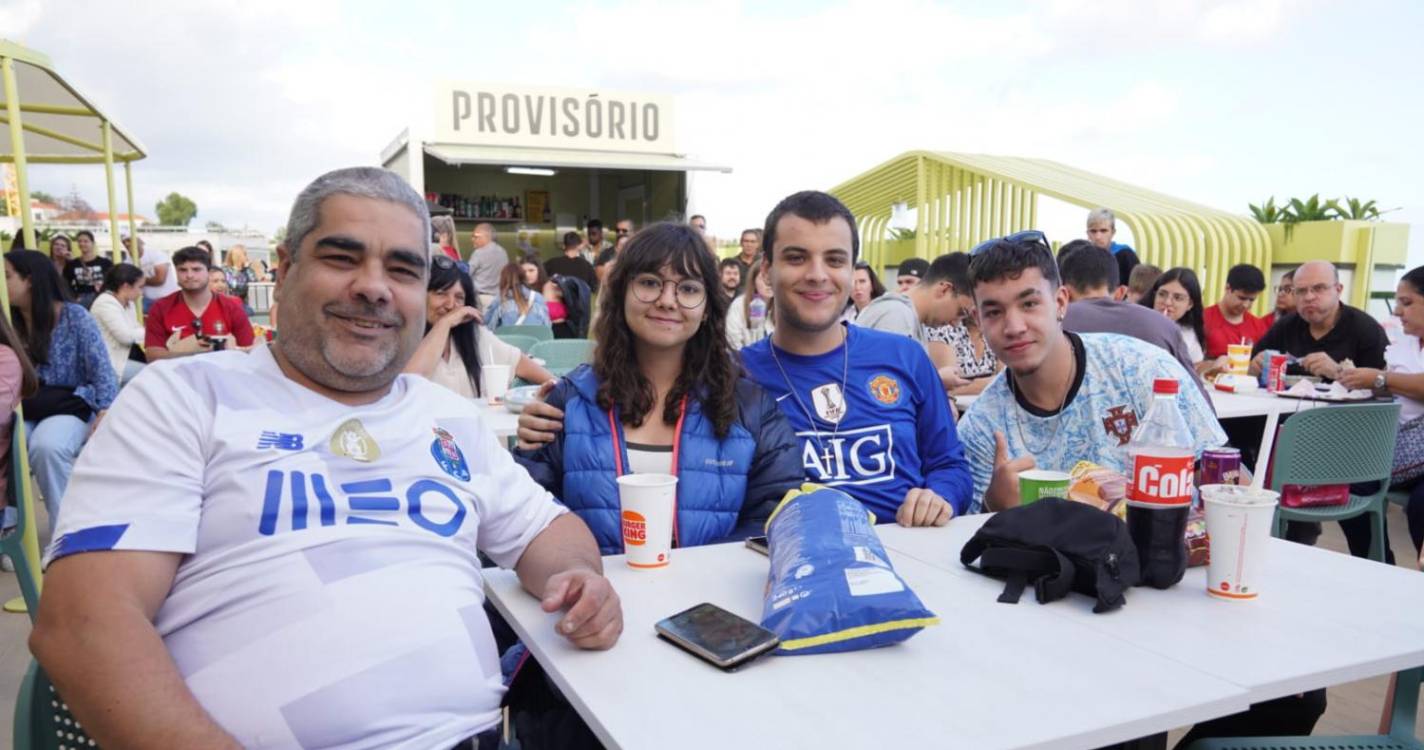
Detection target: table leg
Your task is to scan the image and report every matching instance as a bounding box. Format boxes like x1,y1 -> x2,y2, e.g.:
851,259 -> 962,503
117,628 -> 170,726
1250,409 -> 1281,490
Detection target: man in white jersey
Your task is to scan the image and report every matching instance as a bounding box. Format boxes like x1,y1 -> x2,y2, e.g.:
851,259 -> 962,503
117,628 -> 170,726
31,167 -> 622,750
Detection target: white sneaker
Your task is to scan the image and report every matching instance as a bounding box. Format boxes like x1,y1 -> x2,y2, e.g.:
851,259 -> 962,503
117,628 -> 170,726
0,555 -> 14,573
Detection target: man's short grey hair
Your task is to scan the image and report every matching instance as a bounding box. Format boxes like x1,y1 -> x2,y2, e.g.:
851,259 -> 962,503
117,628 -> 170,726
1087,207 -> 1116,228
284,167 -> 430,261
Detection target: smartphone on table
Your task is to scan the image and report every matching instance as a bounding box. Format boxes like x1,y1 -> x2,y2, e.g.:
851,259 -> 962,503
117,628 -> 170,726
655,602 -> 779,671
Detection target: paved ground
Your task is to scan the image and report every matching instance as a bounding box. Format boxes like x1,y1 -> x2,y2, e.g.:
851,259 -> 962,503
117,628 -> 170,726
0,507 -> 1418,748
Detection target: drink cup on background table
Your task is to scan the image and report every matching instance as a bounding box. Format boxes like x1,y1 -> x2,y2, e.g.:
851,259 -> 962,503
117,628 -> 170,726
481,364 -> 511,402
1018,470 -> 1072,505
1201,484 -> 1279,600
1226,344 -> 1252,375
617,474 -> 677,569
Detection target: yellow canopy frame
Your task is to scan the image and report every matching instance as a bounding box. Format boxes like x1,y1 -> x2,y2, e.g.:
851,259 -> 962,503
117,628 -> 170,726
830,151 -> 1273,316
1,38 -> 147,613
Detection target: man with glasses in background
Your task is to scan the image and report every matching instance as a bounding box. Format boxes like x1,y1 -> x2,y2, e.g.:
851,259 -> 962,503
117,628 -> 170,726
957,231 -> 1223,513
1250,260 -> 1387,382
1247,260 -> 1392,561
1263,268 -> 1296,327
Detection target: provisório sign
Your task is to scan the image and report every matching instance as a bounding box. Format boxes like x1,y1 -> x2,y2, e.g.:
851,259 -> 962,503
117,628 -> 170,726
434,83 -> 677,155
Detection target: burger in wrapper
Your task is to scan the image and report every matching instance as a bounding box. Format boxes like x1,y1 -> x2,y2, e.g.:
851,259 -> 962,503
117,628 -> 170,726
1067,461 -> 1127,520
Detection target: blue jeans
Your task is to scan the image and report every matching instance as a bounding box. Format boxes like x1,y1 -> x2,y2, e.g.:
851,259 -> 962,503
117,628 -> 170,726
120,360 -> 145,387
25,416 -> 91,525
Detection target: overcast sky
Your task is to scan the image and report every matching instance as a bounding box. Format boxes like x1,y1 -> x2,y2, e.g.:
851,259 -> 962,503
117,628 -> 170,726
6,0 -> 1422,264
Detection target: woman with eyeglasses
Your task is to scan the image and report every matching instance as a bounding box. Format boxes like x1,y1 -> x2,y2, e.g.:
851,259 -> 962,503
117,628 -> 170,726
484,263 -> 551,330
725,261 -> 774,350
1146,267 -> 1206,364
843,260 -> 886,322
514,222 -> 803,554
405,257 -> 553,399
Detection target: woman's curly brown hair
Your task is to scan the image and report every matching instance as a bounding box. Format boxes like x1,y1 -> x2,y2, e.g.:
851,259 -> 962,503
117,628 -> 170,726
593,222 -> 739,438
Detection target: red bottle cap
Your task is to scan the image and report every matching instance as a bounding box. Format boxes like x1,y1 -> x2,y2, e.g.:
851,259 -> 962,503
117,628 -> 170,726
1152,378 -> 1179,395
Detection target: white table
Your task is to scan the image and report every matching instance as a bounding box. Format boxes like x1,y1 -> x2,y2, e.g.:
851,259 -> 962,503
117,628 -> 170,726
476,401 -> 518,440
486,542 -> 1249,750
876,517 -> 1424,704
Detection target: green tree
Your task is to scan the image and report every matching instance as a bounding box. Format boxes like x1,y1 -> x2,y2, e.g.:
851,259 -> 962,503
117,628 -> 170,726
155,192 -> 198,226
30,189 -> 58,205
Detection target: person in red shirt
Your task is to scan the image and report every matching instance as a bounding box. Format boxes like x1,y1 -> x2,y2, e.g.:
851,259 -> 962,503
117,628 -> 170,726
144,245 -> 255,360
1201,263 -> 1269,374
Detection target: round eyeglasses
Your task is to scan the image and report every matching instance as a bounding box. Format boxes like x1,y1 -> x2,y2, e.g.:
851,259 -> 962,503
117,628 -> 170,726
630,274 -> 706,309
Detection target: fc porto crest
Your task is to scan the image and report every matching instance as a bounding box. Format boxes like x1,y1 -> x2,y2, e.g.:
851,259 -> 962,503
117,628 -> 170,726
430,426 -> 471,481
867,374 -> 902,406
1102,405 -> 1139,446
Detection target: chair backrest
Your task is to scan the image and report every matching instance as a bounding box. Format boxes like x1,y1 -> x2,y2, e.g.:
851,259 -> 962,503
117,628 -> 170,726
529,339 -> 594,376
0,419 -> 41,621
14,659 -> 97,750
495,324 -> 553,342
1270,403 -> 1402,490
495,333 -> 539,354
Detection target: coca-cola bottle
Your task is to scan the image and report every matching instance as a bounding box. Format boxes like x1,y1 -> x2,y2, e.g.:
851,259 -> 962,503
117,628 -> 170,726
1125,377 -> 1196,589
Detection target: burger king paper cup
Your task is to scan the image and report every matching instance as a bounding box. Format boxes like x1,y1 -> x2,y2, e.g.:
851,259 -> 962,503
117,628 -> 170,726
1226,344 -> 1252,375
481,365 -> 511,402
1201,484 -> 1279,600
617,474 -> 677,569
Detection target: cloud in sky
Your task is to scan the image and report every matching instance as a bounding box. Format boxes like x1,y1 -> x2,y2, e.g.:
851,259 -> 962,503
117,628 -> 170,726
10,0 -> 1423,268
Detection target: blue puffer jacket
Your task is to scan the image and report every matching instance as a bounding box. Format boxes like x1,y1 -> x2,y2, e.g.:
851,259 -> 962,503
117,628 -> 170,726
515,364 -> 805,554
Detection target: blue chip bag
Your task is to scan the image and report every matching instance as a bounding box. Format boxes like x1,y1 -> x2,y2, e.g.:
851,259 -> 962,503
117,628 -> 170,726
760,484 -> 938,655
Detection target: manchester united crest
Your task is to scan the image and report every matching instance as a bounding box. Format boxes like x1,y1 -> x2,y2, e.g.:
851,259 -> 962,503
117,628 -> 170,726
430,426 -> 471,481
1102,405 -> 1139,446
867,374 -> 902,406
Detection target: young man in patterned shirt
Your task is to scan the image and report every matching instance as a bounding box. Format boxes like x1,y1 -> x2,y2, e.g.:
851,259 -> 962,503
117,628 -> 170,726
956,232 -> 1226,513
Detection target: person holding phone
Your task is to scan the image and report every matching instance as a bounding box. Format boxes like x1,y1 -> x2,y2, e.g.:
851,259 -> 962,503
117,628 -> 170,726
514,222 -> 803,554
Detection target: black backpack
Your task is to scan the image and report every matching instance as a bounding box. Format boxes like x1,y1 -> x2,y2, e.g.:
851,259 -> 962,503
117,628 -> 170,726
960,498 -> 1140,613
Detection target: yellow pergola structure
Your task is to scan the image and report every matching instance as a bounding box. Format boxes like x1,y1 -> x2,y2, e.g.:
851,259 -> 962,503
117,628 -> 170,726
0,38 -> 146,613
830,151 -> 1271,313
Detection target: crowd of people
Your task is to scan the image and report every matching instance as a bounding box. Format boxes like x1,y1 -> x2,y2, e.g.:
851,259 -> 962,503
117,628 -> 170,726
7,165 -> 1421,750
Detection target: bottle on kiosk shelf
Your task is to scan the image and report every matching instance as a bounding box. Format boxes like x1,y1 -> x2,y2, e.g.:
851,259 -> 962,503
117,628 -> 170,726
1125,377 -> 1195,589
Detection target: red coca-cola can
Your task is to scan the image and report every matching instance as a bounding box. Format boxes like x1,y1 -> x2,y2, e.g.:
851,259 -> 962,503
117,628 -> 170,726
1266,353 -> 1288,392
1201,447 -> 1242,487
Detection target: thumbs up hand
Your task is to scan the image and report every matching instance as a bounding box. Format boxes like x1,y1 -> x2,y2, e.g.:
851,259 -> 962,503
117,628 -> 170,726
985,431 -> 1036,511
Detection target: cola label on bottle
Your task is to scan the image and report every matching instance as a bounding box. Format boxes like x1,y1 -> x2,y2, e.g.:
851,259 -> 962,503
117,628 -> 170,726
1128,453 -> 1194,506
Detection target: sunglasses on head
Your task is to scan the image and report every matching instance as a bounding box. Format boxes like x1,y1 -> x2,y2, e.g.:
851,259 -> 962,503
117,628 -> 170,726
970,229 -> 1051,257
431,255 -> 470,274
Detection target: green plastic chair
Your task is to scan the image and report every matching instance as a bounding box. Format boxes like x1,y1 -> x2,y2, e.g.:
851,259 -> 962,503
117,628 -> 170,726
0,419 -> 41,621
1185,670 -> 1422,750
493,324 -> 553,342
528,339 -> 594,377
495,333 -> 540,354
1268,403 -> 1401,562
14,659 -> 99,750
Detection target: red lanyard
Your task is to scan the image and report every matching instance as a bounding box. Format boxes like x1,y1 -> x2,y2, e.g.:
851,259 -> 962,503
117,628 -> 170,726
608,395 -> 687,550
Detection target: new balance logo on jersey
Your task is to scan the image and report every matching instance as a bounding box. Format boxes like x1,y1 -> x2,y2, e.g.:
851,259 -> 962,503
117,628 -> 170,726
256,432 -> 305,451
796,424 -> 896,486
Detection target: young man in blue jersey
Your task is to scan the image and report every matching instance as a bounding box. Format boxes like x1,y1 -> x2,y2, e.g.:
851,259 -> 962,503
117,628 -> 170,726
518,191 -> 973,526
